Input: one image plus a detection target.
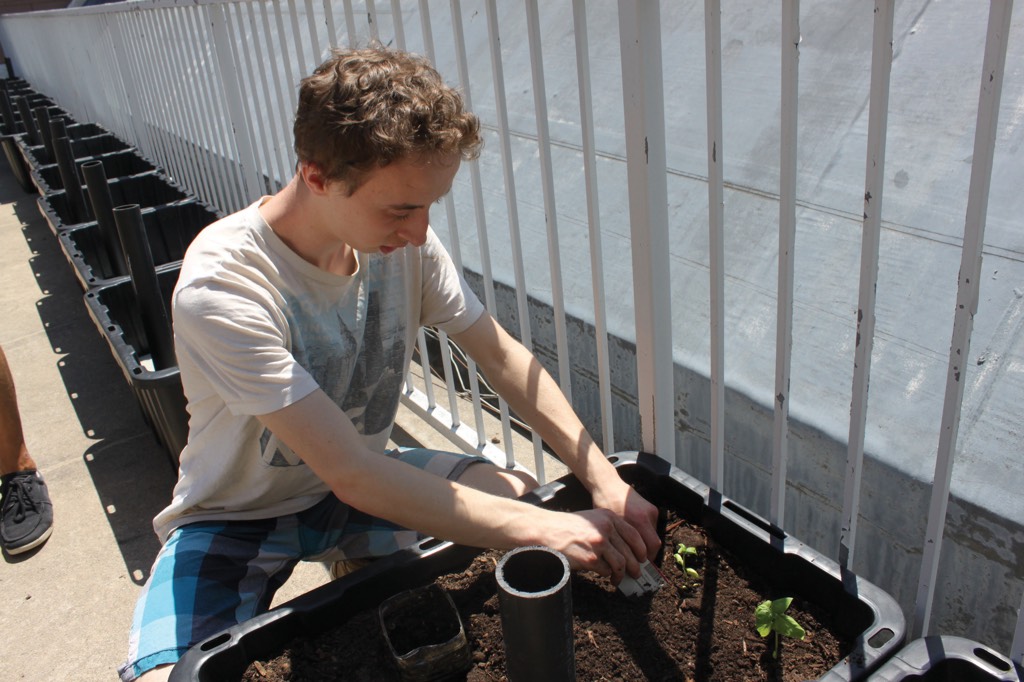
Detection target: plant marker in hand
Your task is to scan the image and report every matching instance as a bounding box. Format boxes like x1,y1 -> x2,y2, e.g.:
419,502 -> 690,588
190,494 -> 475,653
617,561 -> 665,596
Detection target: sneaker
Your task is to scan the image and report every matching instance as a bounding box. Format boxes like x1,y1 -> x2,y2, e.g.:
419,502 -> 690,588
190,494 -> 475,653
0,469 -> 54,555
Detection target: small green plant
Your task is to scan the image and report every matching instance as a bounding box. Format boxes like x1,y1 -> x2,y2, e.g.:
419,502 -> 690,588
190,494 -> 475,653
673,542 -> 700,580
755,597 -> 806,658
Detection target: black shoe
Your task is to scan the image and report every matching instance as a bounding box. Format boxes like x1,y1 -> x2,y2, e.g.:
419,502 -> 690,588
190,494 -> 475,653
0,469 -> 54,555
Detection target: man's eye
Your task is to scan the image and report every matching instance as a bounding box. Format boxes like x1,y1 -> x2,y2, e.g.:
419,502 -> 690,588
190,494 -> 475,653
393,213 -> 410,221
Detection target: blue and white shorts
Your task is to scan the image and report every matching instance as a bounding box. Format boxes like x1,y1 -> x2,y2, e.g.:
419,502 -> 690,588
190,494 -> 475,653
118,448 -> 488,681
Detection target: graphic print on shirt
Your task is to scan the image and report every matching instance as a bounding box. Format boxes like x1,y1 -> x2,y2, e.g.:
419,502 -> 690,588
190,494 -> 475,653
340,283 -> 407,436
260,256 -> 407,467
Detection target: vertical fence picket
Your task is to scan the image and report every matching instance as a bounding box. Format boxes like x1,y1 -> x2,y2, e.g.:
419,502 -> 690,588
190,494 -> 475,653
342,0 -> 357,45
417,0 -> 435,62
271,1 -> 299,123
912,0 -> 1014,639
258,1 -> 297,183
450,0 -> 506,462
163,7 -> 211,203
304,0 -> 322,64
771,0 -> 800,527
839,0 -> 895,568
391,0 -> 407,51
570,0 -> 615,455
483,0 -> 541,478
287,3 -> 310,79
367,0 -> 381,42
243,2 -> 287,192
705,0 -> 727,494
107,13 -> 152,161
322,0 -> 338,49
616,0 -> 674,460
208,2 -> 261,204
525,0 -> 572,406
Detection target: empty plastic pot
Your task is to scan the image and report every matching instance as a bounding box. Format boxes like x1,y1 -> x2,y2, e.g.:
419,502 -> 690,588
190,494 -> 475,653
378,583 -> 472,681
81,159 -> 129,277
113,204 -> 176,370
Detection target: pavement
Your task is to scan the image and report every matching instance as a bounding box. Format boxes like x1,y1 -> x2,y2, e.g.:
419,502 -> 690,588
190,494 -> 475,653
0,161 -> 462,680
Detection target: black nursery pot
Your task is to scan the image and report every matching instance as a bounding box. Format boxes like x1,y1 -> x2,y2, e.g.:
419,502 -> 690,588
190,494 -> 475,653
59,199 -> 221,290
30,143 -> 155,195
37,171 -> 190,235
169,451 -> 907,682
866,636 -> 1023,681
1,133 -> 34,193
20,130 -> 129,169
83,265 -> 186,469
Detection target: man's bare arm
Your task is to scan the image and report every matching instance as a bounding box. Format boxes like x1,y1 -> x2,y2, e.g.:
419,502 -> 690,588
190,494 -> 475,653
257,388 -> 645,581
450,313 -> 661,560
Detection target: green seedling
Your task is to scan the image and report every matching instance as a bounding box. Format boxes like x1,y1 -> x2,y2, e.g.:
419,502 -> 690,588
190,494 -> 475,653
673,543 -> 700,581
755,597 -> 806,659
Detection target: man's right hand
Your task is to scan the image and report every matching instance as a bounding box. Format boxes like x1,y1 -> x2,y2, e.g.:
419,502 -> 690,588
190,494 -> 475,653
531,508 -> 651,586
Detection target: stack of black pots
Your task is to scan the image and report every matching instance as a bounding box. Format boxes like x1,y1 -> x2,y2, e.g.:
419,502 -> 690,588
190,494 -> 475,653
1,76 -> 223,469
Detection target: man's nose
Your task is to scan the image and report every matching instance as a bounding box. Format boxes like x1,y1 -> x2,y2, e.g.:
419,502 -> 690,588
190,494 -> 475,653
400,212 -> 430,247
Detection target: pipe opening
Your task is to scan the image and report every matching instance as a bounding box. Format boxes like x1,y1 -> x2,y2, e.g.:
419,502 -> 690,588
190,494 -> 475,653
497,546 -> 570,596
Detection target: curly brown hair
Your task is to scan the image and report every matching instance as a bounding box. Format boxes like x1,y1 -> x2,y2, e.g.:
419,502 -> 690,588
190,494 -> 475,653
293,46 -> 482,193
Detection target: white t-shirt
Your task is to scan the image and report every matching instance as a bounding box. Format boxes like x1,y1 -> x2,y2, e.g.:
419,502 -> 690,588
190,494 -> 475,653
152,198 -> 484,541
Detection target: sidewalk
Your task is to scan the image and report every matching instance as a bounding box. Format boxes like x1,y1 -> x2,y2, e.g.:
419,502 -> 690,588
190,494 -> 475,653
0,165 -> 326,680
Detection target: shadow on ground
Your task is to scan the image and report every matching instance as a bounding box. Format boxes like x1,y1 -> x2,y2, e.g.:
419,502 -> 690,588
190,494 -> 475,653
7,174 -> 175,584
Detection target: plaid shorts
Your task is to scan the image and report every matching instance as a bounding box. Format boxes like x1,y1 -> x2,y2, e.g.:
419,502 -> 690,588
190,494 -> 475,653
118,448 -> 488,681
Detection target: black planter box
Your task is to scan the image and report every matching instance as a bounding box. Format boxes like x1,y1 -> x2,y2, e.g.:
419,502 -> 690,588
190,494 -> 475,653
37,171 -> 191,235
1,133 -> 34,193
30,148 -> 157,195
20,131 -> 130,170
19,122 -> 112,168
170,451 -> 906,682
84,265 -> 187,468
867,636 -> 1022,681
16,93 -> 54,109
58,199 -> 221,290
8,107 -> 71,159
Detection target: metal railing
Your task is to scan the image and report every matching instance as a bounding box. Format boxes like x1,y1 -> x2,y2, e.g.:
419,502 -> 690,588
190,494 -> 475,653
1,0 -> 1020,662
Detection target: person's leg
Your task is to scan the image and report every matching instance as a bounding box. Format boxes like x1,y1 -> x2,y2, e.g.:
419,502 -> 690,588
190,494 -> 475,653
0,344 -> 35,475
454,459 -> 538,497
119,515 -> 307,681
0,344 -> 52,554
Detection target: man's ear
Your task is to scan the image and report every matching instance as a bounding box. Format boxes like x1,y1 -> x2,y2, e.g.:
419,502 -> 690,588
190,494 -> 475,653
299,162 -> 331,195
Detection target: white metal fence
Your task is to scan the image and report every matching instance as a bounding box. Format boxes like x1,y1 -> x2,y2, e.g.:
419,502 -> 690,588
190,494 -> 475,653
1,0 -> 1021,662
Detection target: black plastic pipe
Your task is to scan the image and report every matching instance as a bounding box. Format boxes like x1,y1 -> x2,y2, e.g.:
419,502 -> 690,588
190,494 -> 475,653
13,96 -> 39,146
32,105 -> 54,164
52,135 -> 90,224
81,160 -> 128,278
48,116 -> 68,144
495,546 -> 575,681
113,204 -> 176,371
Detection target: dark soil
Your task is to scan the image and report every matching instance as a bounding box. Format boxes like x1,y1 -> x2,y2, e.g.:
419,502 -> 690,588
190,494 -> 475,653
242,513 -> 855,681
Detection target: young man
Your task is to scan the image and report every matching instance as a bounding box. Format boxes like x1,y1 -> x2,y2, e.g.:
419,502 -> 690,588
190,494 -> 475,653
120,46 -> 660,681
